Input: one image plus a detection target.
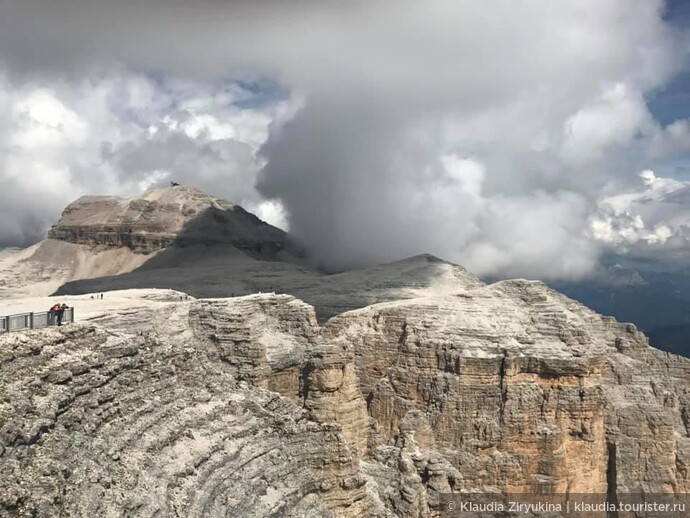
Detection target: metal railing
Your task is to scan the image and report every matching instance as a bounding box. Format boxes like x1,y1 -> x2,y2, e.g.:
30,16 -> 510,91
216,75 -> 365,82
0,308 -> 75,333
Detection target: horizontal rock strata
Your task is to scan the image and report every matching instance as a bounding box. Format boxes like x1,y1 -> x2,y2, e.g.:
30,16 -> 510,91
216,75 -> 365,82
47,187 -> 298,258
1,284 -> 689,516
0,322 -> 370,517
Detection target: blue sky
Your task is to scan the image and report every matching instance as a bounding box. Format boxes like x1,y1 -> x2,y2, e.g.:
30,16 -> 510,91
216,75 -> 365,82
645,0 -> 690,182
650,0 -> 690,126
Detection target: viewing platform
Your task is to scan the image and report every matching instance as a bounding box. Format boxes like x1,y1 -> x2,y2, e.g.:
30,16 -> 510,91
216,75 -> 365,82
0,308 -> 75,333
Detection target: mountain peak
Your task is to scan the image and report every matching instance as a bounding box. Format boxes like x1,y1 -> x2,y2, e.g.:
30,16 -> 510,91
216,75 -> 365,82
47,187 -> 297,258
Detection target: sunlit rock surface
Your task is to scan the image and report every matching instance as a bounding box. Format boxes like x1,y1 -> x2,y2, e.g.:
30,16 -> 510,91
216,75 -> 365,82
0,186 -> 303,299
47,185 -> 299,257
1,284 -> 688,516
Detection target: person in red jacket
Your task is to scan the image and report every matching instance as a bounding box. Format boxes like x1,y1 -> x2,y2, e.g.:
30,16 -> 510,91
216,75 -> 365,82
49,303 -> 61,325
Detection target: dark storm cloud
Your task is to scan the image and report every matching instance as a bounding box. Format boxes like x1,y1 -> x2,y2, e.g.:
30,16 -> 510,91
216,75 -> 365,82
0,1 -> 689,278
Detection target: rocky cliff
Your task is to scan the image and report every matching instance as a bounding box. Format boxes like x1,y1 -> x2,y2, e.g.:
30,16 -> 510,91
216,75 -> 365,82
0,186 -> 308,299
2,284 -> 688,516
47,186 -> 299,258
324,280 -> 690,498
0,297 -> 372,518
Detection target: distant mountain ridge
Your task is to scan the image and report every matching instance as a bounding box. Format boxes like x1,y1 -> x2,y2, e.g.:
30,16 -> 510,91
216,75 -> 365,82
0,185 -> 480,321
0,186 -> 304,299
48,185 -> 301,259
547,264 -> 690,356
4,184 -> 688,356
648,323 -> 690,356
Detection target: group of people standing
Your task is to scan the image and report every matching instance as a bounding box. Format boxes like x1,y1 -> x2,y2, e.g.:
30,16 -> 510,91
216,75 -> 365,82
49,303 -> 69,326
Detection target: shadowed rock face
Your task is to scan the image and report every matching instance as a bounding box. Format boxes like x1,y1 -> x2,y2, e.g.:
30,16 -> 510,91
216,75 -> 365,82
47,186 -> 299,258
2,285 -> 689,516
56,253 -> 484,323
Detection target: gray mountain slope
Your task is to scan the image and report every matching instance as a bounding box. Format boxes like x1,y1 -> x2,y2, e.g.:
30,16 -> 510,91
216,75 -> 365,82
55,252 -> 482,322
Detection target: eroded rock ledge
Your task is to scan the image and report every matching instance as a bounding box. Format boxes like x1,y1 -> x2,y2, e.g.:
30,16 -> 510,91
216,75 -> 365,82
1,285 -> 689,516
0,322 -> 369,517
47,186 -> 297,257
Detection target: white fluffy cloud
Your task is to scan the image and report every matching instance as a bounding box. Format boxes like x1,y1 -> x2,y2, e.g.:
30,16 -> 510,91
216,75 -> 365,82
0,1 -> 688,278
649,118 -> 690,158
591,169 -> 690,264
0,72 -> 292,246
562,84 -> 656,165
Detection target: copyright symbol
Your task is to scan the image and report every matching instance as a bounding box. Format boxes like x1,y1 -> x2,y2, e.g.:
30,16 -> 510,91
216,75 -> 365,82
448,501 -> 456,511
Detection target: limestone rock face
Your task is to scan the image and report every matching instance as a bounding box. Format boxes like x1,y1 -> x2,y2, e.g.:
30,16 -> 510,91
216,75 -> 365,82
0,315 -> 371,517
1,286 -> 689,516
322,280 -> 690,501
189,295 -> 320,398
0,186 -> 309,299
187,295 -> 372,457
47,186 -> 298,258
